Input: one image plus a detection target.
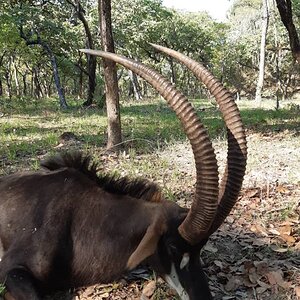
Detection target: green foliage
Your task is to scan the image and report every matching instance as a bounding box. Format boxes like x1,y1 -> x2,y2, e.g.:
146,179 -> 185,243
112,0 -> 172,54
0,284 -> 5,296
0,0 -> 299,105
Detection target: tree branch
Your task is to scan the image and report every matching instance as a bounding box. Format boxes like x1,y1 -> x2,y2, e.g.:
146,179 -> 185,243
275,0 -> 300,63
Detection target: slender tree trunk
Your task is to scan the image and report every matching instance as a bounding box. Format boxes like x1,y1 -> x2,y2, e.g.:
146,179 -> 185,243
76,2 -> 96,106
33,68 -> 43,98
47,76 -> 54,97
30,69 -> 34,97
5,66 -> 12,100
77,56 -> 84,99
0,52 -> 5,97
20,27 -> 67,108
128,70 -> 142,101
67,0 -> 96,106
22,73 -> 27,96
42,79 -> 49,97
41,42 -> 67,108
272,3 -> 282,110
275,0 -> 300,63
255,0 -> 269,105
142,81 -> 148,98
99,0 -> 122,150
0,78 -> 3,96
12,58 -> 20,96
169,57 -> 176,84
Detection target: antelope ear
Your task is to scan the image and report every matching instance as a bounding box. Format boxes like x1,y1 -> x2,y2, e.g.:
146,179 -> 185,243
126,218 -> 166,270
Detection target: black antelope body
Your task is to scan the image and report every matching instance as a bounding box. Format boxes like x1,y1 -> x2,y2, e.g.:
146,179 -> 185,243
0,45 -> 247,300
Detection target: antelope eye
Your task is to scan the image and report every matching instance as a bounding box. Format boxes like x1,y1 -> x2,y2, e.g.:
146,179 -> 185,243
168,243 -> 179,256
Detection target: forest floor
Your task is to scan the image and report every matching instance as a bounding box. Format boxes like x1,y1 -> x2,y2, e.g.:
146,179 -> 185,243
0,98 -> 299,299
74,130 -> 300,300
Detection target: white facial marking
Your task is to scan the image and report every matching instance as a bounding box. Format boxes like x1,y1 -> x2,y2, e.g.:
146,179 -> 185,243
180,253 -> 190,270
164,263 -> 190,300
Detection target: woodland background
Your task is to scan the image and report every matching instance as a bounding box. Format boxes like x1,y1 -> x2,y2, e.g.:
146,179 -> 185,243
0,0 -> 300,107
0,0 -> 299,299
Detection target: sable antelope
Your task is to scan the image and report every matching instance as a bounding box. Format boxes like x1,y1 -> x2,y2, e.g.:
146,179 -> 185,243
0,45 -> 247,300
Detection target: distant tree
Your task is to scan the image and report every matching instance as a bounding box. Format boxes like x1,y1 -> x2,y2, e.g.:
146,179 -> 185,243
275,0 -> 300,63
0,1 -> 71,108
19,25 -> 68,109
99,0 -> 122,150
255,0 -> 269,105
66,0 -> 97,106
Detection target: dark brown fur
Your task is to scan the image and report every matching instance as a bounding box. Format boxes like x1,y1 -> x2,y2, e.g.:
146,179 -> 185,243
1,152 -> 204,299
41,152 -> 162,202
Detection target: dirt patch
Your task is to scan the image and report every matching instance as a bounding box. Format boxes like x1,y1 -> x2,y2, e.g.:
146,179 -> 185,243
160,131 -> 300,188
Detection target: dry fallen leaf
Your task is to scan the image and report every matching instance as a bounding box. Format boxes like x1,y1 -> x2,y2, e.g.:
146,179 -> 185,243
141,280 -> 156,298
268,228 -> 280,235
254,261 -> 269,276
279,224 -> 292,235
256,286 -> 268,294
204,242 -> 218,253
225,276 -> 243,292
250,224 -> 268,236
214,260 -> 223,269
257,280 -> 270,289
280,234 -> 296,245
295,286 -> 300,297
244,189 -> 259,198
294,241 -> 300,250
270,245 -> 289,253
99,292 -> 109,299
266,271 -> 290,289
276,185 -> 290,194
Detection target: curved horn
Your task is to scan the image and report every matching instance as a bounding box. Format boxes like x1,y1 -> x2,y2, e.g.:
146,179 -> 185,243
149,44 -> 247,236
80,49 -> 219,244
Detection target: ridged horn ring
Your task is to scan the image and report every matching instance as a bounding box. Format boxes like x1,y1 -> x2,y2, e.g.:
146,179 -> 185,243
80,49 -> 219,244
150,44 -> 247,236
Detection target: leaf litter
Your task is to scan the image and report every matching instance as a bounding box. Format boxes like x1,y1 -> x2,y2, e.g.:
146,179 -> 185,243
68,132 -> 299,300
3,131 -> 299,300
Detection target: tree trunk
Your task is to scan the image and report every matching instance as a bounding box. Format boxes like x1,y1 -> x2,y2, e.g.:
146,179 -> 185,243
40,41 -> 68,109
41,42 -> 68,108
19,27 -> 68,108
66,0 -> 96,105
128,70 -> 142,101
30,69 -> 34,97
78,56 -> 84,99
74,1 -> 96,106
272,5 -> 282,110
0,54 -> 4,97
47,76 -> 54,97
22,73 -> 27,96
12,58 -> 20,97
0,78 -> 3,96
33,68 -> 43,98
0,52 -> 5,97
99,0 -> 122,150
169,57 -> 176,84
5,69 -> 12,100
255,0 -> 269,105
275,0 -> 300,63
